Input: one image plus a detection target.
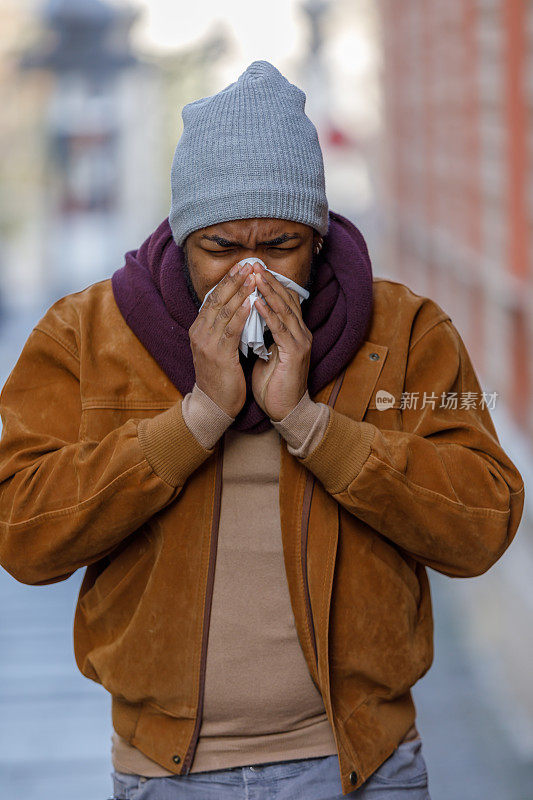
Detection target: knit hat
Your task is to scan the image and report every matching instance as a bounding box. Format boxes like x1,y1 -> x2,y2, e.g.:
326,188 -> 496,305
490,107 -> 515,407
169,60 -> 329,247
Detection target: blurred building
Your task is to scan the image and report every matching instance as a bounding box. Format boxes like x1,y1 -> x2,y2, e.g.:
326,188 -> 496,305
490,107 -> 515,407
0,0 -> 50,310
377,0 -> 532,438
17,0 -> 167,302
296,0 -> 382,256
377,0 -> 533,758
0,0 -> 231,310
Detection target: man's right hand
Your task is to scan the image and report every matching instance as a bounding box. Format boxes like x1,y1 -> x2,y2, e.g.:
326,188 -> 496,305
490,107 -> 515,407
189,261 -> 258,418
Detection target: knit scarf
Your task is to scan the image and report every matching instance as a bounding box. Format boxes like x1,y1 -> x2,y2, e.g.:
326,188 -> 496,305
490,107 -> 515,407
111,210 -> 374,434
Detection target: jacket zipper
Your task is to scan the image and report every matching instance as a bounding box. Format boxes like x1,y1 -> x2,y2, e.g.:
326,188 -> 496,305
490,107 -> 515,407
181,368 -> 346,772
301,471 -> 319,671
300,370 -> 347,682
180,435 -> 225,775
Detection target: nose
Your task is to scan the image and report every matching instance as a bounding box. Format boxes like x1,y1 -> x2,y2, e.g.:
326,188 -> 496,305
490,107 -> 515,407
237,257 -> 266,273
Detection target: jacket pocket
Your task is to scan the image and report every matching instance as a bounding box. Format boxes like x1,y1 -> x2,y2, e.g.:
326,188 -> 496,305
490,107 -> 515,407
370,534 -> 421,607
80,403 -> 175,441
79,526 -> 154,618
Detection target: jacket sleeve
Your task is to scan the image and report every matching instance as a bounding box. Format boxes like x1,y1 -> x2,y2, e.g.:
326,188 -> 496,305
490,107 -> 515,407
297,316 -> 525,578
0,321 -> 216,586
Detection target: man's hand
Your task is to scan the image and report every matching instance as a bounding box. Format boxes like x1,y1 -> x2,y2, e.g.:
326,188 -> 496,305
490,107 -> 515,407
189,262 -> 257,418
251,263 -> 312,421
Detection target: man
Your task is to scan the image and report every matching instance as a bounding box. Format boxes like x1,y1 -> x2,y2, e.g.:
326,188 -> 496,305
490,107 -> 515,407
0,61 -> 524,799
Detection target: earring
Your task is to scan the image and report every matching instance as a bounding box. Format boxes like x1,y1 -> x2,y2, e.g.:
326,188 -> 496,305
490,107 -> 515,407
314,239 -> 323,255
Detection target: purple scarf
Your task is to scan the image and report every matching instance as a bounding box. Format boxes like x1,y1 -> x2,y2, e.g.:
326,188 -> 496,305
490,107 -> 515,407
111,210 -> 374,434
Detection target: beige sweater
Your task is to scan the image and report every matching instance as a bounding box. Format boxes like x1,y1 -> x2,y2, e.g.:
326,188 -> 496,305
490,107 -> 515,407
112,384 -> 417,774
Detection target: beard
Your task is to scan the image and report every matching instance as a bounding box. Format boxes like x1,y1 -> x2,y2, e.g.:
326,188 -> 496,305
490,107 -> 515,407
182,247 -> 203,310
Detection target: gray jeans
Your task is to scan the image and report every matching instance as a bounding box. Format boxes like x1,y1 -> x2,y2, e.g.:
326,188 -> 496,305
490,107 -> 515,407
110,737 -> 430,799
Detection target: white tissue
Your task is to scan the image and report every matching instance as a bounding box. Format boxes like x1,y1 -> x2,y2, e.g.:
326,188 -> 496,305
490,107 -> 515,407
199,257 -> 310,361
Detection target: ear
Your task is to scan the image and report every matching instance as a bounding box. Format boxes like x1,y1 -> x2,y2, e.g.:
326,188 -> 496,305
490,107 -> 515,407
313,235 -> 324,255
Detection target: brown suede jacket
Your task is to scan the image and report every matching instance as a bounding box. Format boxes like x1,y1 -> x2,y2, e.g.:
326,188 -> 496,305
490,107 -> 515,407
0,276 -> 524,795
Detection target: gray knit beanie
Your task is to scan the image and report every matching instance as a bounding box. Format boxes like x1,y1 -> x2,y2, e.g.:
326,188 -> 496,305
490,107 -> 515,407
169,60 -> 329,248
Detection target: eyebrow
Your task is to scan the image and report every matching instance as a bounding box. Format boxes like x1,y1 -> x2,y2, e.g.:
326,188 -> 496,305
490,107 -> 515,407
200,233 -> 302,247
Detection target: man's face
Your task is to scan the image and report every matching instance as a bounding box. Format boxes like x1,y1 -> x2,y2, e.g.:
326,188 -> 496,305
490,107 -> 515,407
183,218 -> 321,308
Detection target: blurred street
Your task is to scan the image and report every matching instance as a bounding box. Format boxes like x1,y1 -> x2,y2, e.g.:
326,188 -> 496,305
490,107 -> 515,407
1,310 -> 532,800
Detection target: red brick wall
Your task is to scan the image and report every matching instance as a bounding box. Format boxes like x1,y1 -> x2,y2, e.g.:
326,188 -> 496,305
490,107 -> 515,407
378,0 -> 532,439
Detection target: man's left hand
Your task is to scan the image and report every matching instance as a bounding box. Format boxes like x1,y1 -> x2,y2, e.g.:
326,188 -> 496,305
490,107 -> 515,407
251,264 -> 312,421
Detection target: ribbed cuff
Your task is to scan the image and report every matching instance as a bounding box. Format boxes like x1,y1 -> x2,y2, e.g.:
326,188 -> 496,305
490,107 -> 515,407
297,409 -> 377,495
137,400 -> 216,487
182,383 -> 235,450
270,390 -> 330,459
